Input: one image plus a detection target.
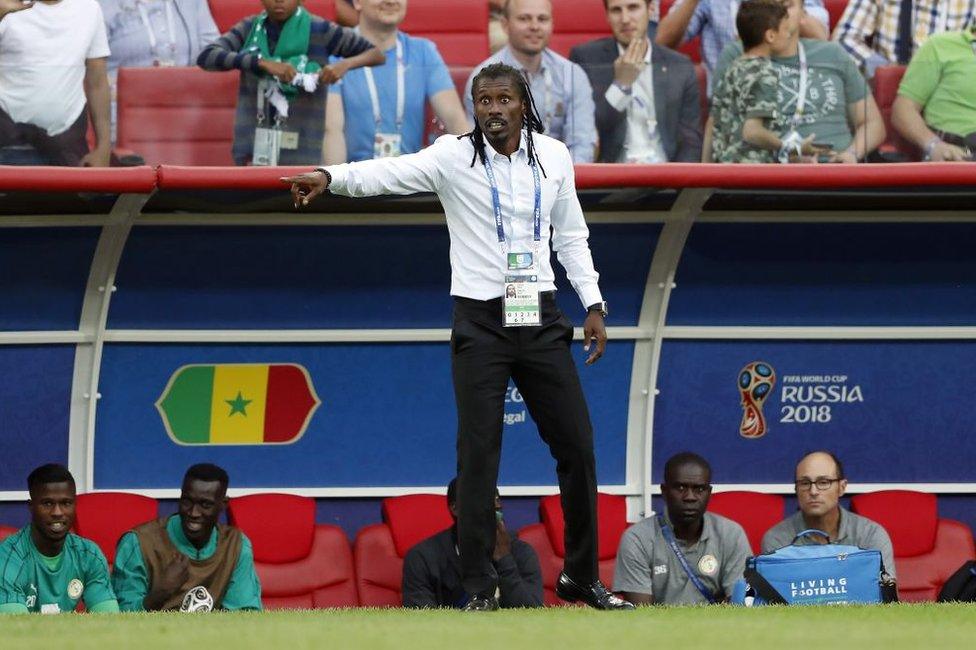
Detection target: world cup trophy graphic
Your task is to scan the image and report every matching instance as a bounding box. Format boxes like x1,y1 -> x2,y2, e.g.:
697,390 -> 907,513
738,362 -> 776,438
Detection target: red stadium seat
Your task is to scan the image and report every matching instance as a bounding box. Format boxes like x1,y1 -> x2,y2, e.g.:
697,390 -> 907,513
354,493 -> 453,606
0,524 -> 17,541
517,493 -> 628,606
871,65 -> 919,161
549,0 -> 613,58
399,0 -> 489,66
74,493 -> 158,567
209,0 -> 336,33
660,0 -> 703,63
823,0 -> 849,33
851,490 -> 976,602
228,493 -> 358,608
706,491 -> 785,554
116,67 -> 240,166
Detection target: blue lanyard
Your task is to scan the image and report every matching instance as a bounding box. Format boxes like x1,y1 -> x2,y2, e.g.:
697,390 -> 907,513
656,514 -> 717,604
482,151 -> 542,247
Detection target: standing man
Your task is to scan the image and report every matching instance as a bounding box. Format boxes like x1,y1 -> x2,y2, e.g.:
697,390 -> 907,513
762,451 -> 897,580
655,0 -> 829,93
570,0 -> 702,163
324,0 -> 469,164
613,453 -> 751,605
0,465 -> 119,614
402,478 -> 542,608
112,463 -> 262,611
464,0 -> 597,163
283,62 -> 632,611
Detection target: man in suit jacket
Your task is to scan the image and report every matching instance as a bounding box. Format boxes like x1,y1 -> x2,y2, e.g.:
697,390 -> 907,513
570,0 -> 702,163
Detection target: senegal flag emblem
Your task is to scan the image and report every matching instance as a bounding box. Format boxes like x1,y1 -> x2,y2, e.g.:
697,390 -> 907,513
156,364 -> 320,445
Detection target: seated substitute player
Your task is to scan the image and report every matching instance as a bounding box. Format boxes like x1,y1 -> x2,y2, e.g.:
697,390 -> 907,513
112,463 -> 262,611
613,452 -> 751,605
402,478 -> 543,608
0,464 -> 119,614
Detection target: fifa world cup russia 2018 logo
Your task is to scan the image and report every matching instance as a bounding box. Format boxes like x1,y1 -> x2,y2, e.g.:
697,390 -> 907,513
738,362 -> 776,438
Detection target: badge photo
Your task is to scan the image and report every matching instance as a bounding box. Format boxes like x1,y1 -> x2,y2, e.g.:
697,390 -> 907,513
67,578 -> 84,600
697,554 -> 719,576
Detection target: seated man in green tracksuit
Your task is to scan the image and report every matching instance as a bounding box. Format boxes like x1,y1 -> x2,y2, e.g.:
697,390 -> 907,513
0,464 -> 119,614
112,463 -> 262,611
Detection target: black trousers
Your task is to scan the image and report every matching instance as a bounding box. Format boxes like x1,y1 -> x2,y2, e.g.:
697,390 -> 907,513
0,107 -> 88,166
451,291 -> 598,597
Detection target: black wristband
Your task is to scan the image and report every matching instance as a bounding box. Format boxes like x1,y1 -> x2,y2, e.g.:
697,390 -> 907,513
314,167 -> 332,186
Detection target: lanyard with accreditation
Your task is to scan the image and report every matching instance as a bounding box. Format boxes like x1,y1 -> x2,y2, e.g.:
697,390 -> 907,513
483,152 -> 543,327
363,37 -> 405,158
136,0 -> 178,67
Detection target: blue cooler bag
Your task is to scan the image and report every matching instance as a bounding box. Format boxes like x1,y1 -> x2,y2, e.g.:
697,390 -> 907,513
737,529 -> 894,605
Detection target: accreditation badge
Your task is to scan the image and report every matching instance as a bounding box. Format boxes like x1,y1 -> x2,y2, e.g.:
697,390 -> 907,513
253,127 -> 281,166
374,132 -> 402,158
503,252 -> 540,327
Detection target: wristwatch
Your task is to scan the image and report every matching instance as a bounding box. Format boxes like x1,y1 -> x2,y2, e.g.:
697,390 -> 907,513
587,301 -> 609,318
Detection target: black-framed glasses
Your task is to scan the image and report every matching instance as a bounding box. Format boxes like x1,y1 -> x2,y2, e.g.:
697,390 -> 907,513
795,478 -> 842,492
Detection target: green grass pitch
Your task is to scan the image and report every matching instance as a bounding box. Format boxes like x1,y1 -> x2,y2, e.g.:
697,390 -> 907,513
2,605 -> 974,649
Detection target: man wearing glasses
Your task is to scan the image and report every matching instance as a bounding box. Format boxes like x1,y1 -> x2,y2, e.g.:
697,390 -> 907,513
761,450 -> 896,580
613,452 -> 751,605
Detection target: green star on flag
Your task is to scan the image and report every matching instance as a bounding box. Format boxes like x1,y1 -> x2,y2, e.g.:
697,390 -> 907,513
225,391 -> 252,417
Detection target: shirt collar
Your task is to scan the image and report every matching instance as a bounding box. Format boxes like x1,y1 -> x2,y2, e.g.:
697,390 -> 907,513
499,46 -> 550,75
661,510 -> 711,544
616,38 -> 652,64
483,129 -> 530,161
167,514 -> 218,559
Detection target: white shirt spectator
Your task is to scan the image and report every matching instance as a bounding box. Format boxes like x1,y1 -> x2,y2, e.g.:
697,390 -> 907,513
603,41 -> 667,163
0,0 -> 110,136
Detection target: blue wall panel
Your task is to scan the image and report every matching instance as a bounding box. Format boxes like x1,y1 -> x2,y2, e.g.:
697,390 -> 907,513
668,223 -> 976,326
0,346 -> 74,490
94,342 -> 631,489
0,228 -> 99,330
108,224 -> 658,329
653,340 -> 976,484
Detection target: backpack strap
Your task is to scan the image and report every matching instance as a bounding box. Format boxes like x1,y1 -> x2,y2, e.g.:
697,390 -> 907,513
743,564 -> 789,605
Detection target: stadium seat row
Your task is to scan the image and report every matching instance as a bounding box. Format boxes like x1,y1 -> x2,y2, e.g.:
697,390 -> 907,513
1,488 -> 971,607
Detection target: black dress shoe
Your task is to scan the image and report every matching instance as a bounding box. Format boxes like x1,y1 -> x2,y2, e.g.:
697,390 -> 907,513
462,595 -> 500,611
555,572 -> 636,610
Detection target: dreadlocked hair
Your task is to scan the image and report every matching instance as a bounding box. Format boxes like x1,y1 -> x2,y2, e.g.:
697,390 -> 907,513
462,62 -> 548,178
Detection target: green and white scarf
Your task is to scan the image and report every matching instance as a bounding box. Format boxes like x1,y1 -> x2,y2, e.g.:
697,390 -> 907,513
243,6 -> 322,97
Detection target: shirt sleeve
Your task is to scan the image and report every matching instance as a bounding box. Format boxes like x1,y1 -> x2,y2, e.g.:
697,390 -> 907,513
221,535 -> 262,611
88,599 -> 121,613
330,25 -> 376,59
463,68 -> 476,122
88,3 -> 111,59
833,0 -> 880,67
196,19 -> 262,74
195,0 -> 221,53
423,41 -> 455,98
864,524 -> 898,580
401,547 -> 439,608
81,543 -> 117,610
896,38 -> 940,106
612,527 -> 654,596
837,43 -> 868,104
495,540 -> 543,608
760,522 -> 790,553
713,41 -> 742,90
324,133 -> 451,197
676,0 -> 708,41
604,82 -> 634,112
720,524 -> 752,599
110,532 -> 149,612
566,63 -> 597,163
744,65 -> 778,120
0,548 -> 28,609
549,144 -> 602,309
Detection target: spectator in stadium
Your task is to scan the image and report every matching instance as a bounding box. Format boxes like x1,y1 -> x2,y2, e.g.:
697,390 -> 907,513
613,452 -> 751,605
712,0 -> 886,163
323,0 -> 468,164
0,0 -> 112,167
570,0 -> 702,163
402,478 -> 543,608
112,463 -> 262,612
0,464 -> 119,614
711,0 -> 821,162
97,0 -> 220,141
197,0 -> 384,165
283,62 -> 633,612
656,0 -> 829,93
833,0 -> 976,78
891,27 -> 976,161
762,451 -> 897,580
335,0 -> 359,26
464,0 -> 597,163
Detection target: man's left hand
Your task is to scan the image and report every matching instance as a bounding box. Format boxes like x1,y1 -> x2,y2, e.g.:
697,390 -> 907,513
492,518 -> 512,562
583,311 -> 607,365
80,146 -> 110,167
829,150 -> 858,164
319,61 -> 349,85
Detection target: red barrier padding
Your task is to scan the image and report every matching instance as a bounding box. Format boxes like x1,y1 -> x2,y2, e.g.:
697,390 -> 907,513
157,163 -> 976,192
0,166 -> 157,193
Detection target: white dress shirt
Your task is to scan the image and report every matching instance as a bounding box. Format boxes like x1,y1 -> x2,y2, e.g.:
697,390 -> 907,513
603,40 -> 667,164
323,132 -> 603,309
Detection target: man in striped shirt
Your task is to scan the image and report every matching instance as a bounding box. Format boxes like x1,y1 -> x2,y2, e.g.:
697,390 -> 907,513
197,0 -> 384,165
